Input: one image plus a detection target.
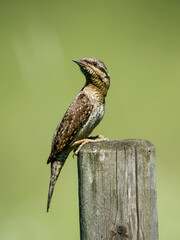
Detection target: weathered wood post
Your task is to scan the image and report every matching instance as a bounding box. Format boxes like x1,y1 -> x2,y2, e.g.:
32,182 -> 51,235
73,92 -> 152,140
78,139 -> 158,240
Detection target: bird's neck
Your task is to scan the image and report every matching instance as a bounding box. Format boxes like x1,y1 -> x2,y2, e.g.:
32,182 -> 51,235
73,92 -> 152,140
83,82 -> 107,100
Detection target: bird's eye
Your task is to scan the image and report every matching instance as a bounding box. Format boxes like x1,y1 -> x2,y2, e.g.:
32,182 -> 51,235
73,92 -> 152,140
93,62 -> 97,67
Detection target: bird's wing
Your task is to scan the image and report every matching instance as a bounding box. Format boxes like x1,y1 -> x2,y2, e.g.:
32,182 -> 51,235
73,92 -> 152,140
47,91 -> 93,163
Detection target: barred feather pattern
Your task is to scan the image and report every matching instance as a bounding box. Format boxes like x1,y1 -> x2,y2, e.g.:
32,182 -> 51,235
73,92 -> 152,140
47,151 -> 69,212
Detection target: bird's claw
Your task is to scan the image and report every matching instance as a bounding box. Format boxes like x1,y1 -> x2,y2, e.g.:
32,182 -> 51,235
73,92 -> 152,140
72,136 -> 109,158
96,135 -> 109,141
73,148 -> 78,158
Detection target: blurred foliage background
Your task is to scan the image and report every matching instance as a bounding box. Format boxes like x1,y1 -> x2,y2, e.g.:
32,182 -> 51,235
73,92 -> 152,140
0,0 -> 180,239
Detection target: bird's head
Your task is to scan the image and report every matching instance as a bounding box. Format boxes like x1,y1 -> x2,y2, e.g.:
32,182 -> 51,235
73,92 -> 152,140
73,58 -> 110,96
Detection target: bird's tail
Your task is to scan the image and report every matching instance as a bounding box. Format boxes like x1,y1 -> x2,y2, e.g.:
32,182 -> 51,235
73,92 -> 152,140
47,160 -> 64,212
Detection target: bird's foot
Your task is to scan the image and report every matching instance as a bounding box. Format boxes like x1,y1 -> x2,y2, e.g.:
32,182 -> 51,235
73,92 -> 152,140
95,135 -> 109,141
72,135 -> 109,157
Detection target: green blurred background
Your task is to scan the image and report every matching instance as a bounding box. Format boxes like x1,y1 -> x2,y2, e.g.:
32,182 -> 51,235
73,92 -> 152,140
0,0 -> 180,239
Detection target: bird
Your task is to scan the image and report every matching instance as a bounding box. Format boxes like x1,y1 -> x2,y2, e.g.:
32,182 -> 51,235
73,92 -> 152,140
47,57 -> 110,212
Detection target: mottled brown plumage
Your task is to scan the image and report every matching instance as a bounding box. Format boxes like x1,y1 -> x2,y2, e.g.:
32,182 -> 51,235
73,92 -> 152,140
47,57 -> 110,212
47,92 -> 93,163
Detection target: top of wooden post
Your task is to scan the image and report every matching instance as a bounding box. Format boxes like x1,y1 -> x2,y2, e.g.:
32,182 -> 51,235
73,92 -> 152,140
78,139 -> 155,154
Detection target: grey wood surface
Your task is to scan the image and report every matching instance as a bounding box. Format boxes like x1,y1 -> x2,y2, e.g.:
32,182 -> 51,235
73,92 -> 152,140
77,139 -> 158,240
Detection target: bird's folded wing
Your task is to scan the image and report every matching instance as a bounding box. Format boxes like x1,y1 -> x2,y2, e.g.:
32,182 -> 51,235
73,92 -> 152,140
47,92 -> 93,163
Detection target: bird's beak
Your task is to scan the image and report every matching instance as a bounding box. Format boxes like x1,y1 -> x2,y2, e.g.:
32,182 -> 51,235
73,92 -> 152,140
72,59 -> 86,67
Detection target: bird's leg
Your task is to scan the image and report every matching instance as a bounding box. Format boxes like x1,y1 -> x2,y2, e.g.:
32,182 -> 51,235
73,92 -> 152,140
72,135 -> 109,157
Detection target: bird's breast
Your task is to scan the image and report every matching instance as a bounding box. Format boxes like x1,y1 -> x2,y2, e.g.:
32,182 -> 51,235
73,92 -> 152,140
75,102 -> 105,140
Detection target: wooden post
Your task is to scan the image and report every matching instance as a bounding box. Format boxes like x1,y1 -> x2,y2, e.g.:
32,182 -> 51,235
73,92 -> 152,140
77,140 -> 158,240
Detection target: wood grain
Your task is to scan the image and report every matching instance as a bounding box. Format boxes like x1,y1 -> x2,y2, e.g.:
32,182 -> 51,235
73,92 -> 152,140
78,140 -> 158,240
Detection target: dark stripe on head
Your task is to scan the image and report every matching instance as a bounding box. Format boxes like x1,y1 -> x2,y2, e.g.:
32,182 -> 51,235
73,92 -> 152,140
98,66 -> 107,74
